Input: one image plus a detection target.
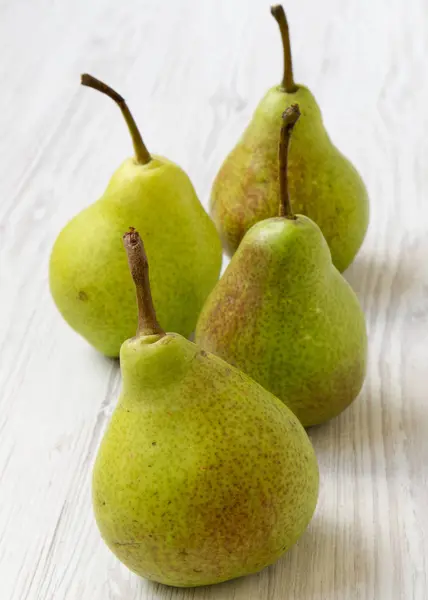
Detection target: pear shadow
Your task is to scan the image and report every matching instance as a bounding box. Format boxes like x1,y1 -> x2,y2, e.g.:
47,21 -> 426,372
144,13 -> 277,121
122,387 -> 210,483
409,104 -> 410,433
105,355 -> 120,368
306,383 -> 382,469
306,377 -> 428,481
142,512 -> 374,600
262,512 -> 376,599
343,233 -> 428,318
313,232 -> 428,478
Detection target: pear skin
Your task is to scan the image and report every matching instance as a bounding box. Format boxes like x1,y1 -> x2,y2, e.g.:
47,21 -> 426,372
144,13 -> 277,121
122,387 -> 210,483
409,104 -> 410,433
92,229 -> 319,587
95,333 -> 319,586
210,5 -> 369,272
49,75 -> 222,357
196,215 -> 367,426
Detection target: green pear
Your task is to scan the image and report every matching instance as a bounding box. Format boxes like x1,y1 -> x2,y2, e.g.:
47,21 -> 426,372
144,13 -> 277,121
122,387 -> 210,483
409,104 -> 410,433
92,228 -> 319,587
49,74 -> 222,357
197,105 -> 367,427
210,5 -> 369,272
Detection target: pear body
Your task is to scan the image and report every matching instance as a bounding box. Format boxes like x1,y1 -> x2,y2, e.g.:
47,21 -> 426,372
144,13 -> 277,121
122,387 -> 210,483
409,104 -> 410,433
50,157 -> 222,356
93,333 -> 318,587
211,86 -> 369,271
196,216 -> 367,427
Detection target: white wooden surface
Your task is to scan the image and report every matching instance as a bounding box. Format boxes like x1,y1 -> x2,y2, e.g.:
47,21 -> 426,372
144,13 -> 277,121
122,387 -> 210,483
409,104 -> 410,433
1,0 -> 428,598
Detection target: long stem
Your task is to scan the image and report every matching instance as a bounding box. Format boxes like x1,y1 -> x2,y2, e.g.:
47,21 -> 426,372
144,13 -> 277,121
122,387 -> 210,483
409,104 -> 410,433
270,5 -> 297,93
123,228 -> 165,337
81,74 -> 151,165
278,104 -> 300,219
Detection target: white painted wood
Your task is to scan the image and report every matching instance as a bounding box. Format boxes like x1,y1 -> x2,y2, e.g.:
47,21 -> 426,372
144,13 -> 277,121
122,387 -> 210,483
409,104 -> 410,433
1,0 -> 427,597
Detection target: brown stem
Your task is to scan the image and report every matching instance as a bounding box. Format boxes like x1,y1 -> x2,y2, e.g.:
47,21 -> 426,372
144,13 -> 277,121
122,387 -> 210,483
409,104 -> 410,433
123,228 -> 165,337
270,5 -> 297,93
278,104 -> 300,219
81,74 -> 151,165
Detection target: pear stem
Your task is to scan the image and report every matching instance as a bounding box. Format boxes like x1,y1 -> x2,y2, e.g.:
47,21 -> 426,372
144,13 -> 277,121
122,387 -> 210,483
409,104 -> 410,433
81,74 -> 151,165
123,228 -> 165,338
278,104 -> 300,219
270,5 -> 297,93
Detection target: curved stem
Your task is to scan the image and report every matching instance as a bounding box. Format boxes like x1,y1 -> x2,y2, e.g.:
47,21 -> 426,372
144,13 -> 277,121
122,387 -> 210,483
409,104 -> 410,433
123,228 -> 165,337
270,5 -> 297,93
81,74 -> 151,165
278,104 -> 300,219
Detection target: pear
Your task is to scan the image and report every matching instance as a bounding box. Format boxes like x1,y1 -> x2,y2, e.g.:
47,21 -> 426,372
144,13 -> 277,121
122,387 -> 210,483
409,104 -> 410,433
49,74 -> 222,357
92,228 -> 319,588
210,5 -> 369,272
196,105 -> 367,427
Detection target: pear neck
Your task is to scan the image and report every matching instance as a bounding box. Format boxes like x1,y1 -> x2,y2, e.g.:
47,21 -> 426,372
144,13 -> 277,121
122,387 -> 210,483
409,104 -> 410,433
81,74 -> 151,165
123,229 -> 165,337
271,5 -> 297,93
278,104 -> 301,219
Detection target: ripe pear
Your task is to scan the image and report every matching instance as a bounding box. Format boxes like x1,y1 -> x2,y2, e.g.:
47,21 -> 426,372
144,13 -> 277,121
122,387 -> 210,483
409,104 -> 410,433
49,75 -> 222,357
210,5 -> 369,272
92,228 -> 319,588
196,106 -> 367,427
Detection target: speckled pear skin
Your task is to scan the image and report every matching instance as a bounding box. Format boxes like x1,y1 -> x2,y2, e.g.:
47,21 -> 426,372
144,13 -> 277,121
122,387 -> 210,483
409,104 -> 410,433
92,333 -> 319,587
49,156 -> 222,357
196,215 -> 367,427
210,86 -> 369,272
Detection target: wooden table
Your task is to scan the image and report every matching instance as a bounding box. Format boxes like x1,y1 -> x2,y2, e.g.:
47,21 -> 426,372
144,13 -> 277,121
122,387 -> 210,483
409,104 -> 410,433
1,0 -> 427,598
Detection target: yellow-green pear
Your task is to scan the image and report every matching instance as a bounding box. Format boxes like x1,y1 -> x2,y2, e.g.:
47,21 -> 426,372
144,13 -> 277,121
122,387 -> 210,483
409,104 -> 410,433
49,75 -> 222,357
197,106 -> 367,427
210,5 -> 369,272
92,228 -> 319,587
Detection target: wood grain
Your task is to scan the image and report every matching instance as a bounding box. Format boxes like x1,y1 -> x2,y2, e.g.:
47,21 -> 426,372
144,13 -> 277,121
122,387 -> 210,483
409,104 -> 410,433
1,0 -> 428,598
